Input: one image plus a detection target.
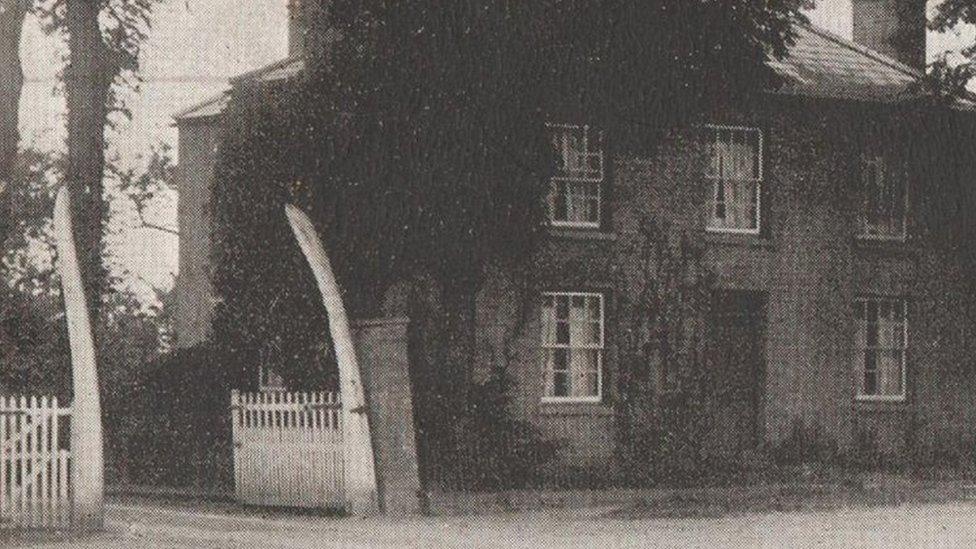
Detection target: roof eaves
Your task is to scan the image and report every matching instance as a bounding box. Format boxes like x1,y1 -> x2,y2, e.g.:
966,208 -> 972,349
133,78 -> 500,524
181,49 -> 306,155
172,91 -> 230,121
229,55 -> 304,86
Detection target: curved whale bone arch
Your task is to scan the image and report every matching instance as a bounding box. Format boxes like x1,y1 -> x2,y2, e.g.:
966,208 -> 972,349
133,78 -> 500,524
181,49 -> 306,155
53,187 -> 104,531
285,202 -> 380,516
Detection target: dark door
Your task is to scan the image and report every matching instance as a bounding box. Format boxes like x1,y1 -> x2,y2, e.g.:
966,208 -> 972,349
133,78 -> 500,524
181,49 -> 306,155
705,290 -> 765,459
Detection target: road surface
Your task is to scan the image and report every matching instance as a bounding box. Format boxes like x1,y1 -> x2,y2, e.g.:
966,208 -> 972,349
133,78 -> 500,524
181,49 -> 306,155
5,499 -> 976,548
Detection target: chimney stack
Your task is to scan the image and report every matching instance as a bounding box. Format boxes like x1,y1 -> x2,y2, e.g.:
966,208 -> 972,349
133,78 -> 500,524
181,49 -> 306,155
288,0 -> 309,57
851,0 -> 926,70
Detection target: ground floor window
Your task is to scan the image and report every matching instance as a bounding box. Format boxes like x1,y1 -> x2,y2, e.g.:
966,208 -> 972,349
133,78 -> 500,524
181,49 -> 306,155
854,297 -> 907,401
259,365 -> 286,391
540,292 -> 604,402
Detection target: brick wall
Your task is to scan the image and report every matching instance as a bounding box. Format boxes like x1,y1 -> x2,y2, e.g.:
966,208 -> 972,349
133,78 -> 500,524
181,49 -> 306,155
353,317 -> 423,515
471,96 -> 976,469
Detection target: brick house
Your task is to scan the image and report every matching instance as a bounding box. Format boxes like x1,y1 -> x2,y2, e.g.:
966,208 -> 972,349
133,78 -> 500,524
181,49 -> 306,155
175,1 -> 976,472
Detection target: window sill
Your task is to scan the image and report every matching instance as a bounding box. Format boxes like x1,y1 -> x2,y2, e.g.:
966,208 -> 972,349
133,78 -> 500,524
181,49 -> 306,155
548,227 -> 617,242
854,396 -> 910,413
853,237 -> 917,256
704,231 -> 773,250
539,400 -> 613,417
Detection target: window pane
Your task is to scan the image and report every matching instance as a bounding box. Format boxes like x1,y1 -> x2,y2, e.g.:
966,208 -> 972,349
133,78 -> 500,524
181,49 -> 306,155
588,296 -> 601,319
892,301 -> 905,321
541,300 -> 555,345
714,178 -> 726,220
854,323 -> 866,349
552,370 -> 569,397
553,348 -> 568,371
864,349 -> 877,374
879,350 -> 903,396
551,181 -> 568,221
893,324 -> 905,348
556,321 -> 570,345
569,300 -> 587,344
864,368 -> 878,396
587,197 -> 600,222
556,295 -> 569,319
587,321 -> 602,346
866,322 -> 878,347
570,349 -> 599,397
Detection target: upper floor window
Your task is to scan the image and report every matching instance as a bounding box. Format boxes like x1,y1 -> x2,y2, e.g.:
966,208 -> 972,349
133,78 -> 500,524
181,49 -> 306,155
854,297 -> 907,401
548,124 -> 604,228
859,154 -> 907,240
540,292 -> 604,402
705,126 -> 762,234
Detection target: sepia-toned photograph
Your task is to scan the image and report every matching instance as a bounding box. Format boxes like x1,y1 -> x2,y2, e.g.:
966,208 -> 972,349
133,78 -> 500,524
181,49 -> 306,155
3,0 -> 976,547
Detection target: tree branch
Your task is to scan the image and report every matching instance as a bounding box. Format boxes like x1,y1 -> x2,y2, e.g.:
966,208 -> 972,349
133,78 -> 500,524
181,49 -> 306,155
132,204 -> 178,236
135,220 -> 178,236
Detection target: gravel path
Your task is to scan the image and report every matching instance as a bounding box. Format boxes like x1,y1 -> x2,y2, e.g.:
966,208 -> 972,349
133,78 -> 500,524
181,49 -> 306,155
4,499 -> 976,548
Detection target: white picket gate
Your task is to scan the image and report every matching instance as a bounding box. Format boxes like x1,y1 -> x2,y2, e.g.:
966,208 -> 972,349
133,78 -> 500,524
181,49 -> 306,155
231,390 -> 345,509
0,396 -> 72,530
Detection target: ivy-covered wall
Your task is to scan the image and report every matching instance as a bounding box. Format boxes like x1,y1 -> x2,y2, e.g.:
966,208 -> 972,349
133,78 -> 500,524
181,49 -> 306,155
467,95 -> 976,476
180,71 -> 976,485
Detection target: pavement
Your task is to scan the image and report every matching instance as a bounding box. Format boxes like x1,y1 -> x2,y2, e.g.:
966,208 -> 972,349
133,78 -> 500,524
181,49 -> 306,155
4,498 -> 976,548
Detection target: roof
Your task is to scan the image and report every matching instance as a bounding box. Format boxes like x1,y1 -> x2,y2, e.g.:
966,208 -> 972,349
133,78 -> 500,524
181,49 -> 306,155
173,57 -> 305,122
770,23 -> 921,102
176,22 -> 962,122
172,91 -> 230,121
230,56 -> 306,85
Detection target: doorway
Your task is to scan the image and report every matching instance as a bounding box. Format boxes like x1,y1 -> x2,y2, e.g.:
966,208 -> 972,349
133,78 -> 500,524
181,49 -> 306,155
705,290 -> 766,459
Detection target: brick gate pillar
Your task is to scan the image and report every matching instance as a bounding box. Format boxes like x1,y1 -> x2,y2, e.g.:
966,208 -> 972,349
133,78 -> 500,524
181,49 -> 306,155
352,317 -> 423,515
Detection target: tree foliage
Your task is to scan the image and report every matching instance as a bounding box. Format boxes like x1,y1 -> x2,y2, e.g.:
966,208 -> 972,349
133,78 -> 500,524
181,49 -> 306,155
214,0 -> 807,378
928,0 -> 976,97
932,0 -> 976,48
29,0 -> 163,322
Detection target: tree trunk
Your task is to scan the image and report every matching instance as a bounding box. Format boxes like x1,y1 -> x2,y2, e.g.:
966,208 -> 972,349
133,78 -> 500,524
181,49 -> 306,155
433,277 -> 477,482
0,0 -> 29,245
65,0 -> 115,322
440,278 -> 477,392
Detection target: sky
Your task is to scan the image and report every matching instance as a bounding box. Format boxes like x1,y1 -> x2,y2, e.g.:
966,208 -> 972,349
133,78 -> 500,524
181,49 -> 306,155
15,0 -> 976,304
18,0 -> 289,302
807,0 -> 974,61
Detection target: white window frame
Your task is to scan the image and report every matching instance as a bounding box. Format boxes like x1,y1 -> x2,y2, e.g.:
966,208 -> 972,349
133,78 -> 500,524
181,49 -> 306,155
705,125 -> 763,235
547,123 -> 604,229
540,291 -> 604,403
854,297 -> 908,403
857,154 -> 908,242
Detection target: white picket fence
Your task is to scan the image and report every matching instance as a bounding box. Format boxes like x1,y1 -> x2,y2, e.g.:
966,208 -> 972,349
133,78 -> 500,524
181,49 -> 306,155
231,390 -> 345,509
0,396 -> 72,530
